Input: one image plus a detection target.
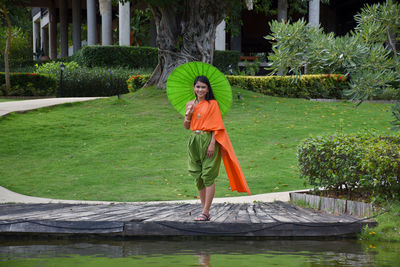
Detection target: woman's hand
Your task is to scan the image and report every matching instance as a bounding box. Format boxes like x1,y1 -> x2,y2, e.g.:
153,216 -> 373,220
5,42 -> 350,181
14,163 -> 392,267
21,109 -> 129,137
185,103 -> 194,117
184,101 -> 195,129
206,142 -> 215,158
207,131 -> 216,158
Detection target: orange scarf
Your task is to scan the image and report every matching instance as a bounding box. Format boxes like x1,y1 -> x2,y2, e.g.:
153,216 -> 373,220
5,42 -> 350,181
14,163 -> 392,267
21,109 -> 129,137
190,100 -> 251,195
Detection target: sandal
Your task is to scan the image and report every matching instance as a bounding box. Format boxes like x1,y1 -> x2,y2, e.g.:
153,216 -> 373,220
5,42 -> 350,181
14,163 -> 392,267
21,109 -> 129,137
194,213 -> 210,221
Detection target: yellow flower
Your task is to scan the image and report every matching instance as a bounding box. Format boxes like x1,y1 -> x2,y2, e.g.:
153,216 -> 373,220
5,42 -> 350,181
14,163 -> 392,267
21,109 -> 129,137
369,231 -> 376,235
369,244 -> 376,249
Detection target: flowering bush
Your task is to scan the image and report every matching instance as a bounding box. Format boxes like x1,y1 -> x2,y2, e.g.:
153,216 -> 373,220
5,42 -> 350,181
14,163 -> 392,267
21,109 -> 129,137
126,74 -> 149,92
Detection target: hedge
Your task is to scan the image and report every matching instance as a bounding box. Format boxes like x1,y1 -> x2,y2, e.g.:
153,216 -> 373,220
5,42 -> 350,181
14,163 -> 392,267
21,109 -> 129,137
60,67 -> 134,97
297,132 -> 400,201
0,72 -> 57,96
226,74 -> 348,99
75,45 -> 241,73
75,45 -> 158,69
0,59 -> 37,70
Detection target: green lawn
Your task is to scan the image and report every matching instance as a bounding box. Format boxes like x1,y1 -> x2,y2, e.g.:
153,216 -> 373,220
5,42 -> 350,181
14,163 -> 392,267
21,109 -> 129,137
0,86 -> 393,201
0,98 -> 24,102
359,201 -> 400,242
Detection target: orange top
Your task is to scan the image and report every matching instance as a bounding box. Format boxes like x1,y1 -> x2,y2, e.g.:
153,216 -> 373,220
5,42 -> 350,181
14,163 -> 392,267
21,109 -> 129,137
190,100 -> 251,195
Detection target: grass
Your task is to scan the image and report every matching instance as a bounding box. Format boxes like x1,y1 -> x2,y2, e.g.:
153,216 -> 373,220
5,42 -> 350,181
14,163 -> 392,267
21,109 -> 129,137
0,98 -> 24,102
359,201 -> 400,242
0,86 -> 393,201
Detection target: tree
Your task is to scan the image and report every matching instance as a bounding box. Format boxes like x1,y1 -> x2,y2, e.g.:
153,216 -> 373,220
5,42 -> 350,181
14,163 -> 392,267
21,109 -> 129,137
123,0 -> 330,89
123,0 -> 279,88
0,1 -> 12,94
267,0 -> 400,129
0,0 -> 27,95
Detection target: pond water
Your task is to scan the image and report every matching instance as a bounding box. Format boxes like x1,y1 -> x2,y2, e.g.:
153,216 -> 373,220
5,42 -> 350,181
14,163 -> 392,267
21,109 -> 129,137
0,239 -> 399,266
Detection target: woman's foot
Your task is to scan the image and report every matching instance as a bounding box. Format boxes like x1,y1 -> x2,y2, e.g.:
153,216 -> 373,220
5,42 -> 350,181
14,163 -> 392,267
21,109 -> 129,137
194,213 -> 210,221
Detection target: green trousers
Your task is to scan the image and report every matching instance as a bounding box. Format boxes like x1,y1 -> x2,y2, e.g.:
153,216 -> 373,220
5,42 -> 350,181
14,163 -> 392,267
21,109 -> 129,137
188,132 -> 222,190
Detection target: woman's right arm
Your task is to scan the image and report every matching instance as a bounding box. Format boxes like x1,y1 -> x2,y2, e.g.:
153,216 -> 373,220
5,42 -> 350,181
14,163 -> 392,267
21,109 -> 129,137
184,101 -> 194,129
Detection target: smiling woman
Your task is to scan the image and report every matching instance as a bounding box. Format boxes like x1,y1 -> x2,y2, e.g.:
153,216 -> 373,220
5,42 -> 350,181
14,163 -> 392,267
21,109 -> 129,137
183,76 -> 250,221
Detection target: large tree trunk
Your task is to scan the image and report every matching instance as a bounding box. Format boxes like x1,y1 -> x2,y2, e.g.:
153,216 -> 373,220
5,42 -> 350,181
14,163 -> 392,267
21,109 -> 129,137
146,0 -> 226,89
0,3 -> 12,95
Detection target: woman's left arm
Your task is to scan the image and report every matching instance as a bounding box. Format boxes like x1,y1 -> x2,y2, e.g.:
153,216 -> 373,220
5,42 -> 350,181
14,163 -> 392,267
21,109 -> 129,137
207,131 -> 216,158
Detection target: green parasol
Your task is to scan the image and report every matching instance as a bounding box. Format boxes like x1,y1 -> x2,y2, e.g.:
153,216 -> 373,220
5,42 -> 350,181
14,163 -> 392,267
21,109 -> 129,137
166,61 -> 232,117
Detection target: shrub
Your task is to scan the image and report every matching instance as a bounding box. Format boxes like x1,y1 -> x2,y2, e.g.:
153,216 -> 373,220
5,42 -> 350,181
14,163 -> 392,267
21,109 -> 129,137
34,61 -> 153,96
0,72 -> 57,96
126,74 -> 150,92
226,74 -> 348,99
213,50 -> 241,74
298,131 -> 400,201
0,59 -> 37,72
75,45 -> 158,69
75,45 -> 240,74
60,67 -> 134,97
35,61 -> 80,79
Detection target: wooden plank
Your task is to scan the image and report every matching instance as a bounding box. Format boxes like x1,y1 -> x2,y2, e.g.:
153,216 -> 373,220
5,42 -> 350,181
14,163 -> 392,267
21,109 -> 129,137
252,204 -> 276,223
212,204 -> 236,223
346,200 -> 373,218
247,204 -> 262,223
143,204 -> 193,222
224,204 -> 244,223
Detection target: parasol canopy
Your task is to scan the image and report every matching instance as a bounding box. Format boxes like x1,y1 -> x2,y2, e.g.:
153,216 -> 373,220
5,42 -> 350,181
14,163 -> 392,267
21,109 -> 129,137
166,62 -> 232,117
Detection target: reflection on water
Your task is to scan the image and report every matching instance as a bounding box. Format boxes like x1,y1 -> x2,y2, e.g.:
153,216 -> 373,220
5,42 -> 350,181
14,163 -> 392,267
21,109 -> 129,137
0,239 -> 399,266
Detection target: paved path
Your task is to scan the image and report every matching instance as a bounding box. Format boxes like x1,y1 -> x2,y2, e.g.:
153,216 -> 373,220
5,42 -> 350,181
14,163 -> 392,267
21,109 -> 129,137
0,185 -> 307,204
0,97 -> 102,117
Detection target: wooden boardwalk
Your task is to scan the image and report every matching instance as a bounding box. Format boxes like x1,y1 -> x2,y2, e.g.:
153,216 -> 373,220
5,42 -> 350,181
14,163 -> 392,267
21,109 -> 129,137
0,202 -> 376,238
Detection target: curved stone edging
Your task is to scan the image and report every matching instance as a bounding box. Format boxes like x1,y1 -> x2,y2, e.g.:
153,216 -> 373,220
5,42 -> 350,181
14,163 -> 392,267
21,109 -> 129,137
290,192 -> 374,218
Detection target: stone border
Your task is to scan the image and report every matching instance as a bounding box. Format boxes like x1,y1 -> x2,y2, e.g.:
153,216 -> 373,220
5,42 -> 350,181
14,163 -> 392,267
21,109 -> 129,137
290,192 -> 374,218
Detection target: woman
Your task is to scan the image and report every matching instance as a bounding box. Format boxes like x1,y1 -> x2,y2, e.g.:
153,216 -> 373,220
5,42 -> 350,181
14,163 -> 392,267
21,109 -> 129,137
184,76 -> 250,222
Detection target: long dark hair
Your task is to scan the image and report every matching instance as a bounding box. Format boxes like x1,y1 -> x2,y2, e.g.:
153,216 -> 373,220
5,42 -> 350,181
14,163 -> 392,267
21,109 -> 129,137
193,76 -> 216,101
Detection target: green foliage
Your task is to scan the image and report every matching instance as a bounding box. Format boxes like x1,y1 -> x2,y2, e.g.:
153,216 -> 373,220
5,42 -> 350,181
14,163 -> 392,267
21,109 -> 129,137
266,1 -> 400,102
75,45 -> 239,75
35,61 -> 80,79
226,74 -> 348,99
213,50 -> 241,74
266,19 -> 319,76
35,61 -> 151,97
0,59 -> 36,72
60,67 -> 139,97
126,74 -> 150,92
75,45 -> 158,69
359,201 -> 400,242
391,101 -> 400,131
354,0 -> 400,48
240,59 -> 261,76
0,26 -> 32,60
0,72 -> 57,96
0,3 -> 31,33
130,8 -> 153,46
298,131 -> 400,201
